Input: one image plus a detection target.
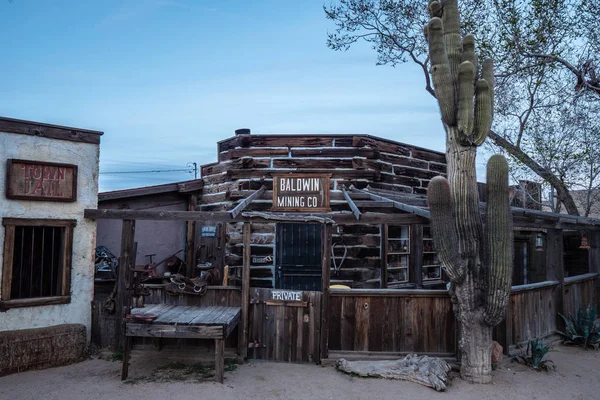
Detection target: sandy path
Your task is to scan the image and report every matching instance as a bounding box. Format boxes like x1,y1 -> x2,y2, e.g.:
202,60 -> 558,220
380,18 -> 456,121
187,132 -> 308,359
1,345 -> 599,400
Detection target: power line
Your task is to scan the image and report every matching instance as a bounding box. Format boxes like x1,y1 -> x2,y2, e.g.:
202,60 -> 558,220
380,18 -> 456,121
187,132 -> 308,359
100,168 -> 193,175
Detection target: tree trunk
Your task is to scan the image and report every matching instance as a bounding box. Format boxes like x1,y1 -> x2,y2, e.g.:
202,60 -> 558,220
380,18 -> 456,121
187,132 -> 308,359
457,311 -> 493,383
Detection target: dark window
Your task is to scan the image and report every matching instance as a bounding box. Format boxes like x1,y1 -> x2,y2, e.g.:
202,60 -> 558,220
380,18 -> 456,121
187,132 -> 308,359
275,223 -> 322,291
2,219 -> 74,309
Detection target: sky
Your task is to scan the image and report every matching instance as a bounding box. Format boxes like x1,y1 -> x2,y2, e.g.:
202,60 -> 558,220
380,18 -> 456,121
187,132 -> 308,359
0,0 -> 473,192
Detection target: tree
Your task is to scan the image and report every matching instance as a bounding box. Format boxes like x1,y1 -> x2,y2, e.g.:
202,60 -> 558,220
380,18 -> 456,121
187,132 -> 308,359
325,0 -> 600,216
422,0 -> 512,383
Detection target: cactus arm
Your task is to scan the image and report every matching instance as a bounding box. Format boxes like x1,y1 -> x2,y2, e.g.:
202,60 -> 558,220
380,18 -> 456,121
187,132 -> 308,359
473,79 -> 491,145
427,176 -> 466,283
482,59 -> 494,121
461,34 -> 478,81
457,61 -> 475,139
441,0 -> 462,89
428,17 -> 456,125
429,0 -> 442,18
484,155 -> 513,326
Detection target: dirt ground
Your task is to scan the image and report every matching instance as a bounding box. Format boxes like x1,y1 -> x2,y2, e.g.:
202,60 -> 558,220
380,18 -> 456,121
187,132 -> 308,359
1,345 -> 599,400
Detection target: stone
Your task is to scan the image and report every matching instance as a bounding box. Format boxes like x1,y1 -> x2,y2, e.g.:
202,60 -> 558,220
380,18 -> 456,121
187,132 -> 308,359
492,340 -> 504,365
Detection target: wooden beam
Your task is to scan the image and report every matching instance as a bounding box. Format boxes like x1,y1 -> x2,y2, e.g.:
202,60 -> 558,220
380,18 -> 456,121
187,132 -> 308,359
117,220 -> 135,352
380,224 -> 388,289
320,223 -> 333,361
239,222 -> 251,359
411,224 -> 423,287
85,209 -> 232,221
546,229 -> 565,330
341,187 -> 361,220
229,185 -> 266,219
589,230 -> 600,309
349,186 -> 431,219
185,195 -> 198,277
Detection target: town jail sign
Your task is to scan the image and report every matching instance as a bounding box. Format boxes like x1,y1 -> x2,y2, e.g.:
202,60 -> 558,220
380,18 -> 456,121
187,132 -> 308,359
272,174 -> 330,212
6,159 -> 78,202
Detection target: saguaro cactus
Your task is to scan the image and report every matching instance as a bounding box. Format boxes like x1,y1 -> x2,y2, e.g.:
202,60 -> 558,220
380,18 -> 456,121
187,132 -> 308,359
425,0 -> 513,383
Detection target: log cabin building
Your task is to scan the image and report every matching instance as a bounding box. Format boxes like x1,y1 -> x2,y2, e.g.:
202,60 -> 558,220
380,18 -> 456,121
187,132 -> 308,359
89,129 -> 600,369
97,129 -> 597,291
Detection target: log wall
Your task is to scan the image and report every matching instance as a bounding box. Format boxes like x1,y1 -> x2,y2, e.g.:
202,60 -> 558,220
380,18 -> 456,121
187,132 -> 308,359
200,134 -> 446,288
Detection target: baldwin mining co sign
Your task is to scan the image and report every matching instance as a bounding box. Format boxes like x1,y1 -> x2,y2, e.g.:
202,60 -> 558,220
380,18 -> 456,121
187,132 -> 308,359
272,174 -> 330,212
6,159 -> 78,202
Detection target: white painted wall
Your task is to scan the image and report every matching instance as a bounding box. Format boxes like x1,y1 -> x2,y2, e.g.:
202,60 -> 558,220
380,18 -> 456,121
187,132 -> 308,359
0,131 -> 99,341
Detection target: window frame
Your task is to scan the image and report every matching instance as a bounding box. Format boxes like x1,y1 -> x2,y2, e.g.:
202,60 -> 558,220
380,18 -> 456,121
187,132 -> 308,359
1,218 -> 75,309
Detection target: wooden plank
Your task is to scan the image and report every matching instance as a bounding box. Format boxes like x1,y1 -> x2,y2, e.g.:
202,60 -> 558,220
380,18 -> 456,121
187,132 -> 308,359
0,116 -> 103,144
117,220 -> 135,351
411,224 -> 423,287
342,187 -> 361,220
380,224 -> 388,288
229,186 -> 266,219
84,209 -> 232,221
349,186 -> 431,219
1,225 -> 15,301
589,231 -> 600,309
215,339 -> 225,383
320,224 -> 332,361
546,229 -> 565,330
239,222 -> 251,359
185,195 -> 198,277
121,336 -> 132,380
125,323 -> 224,339
228,169 -> 378,180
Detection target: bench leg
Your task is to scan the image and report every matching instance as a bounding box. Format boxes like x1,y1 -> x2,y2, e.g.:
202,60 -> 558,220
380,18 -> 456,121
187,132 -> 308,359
215,339 -> 225,383
121,336 -> 132,380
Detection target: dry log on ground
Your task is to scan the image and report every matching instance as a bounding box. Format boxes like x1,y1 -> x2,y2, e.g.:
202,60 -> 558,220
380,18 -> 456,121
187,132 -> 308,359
336,354 -> 452,391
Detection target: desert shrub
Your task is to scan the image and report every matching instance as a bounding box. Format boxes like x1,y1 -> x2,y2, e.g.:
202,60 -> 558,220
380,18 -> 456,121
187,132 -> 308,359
557,304 -> 600,350
514,339 -> 556,372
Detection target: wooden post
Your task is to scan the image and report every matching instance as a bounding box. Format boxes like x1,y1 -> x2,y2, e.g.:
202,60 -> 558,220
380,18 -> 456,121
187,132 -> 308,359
546,228 -> 565,330
588,230 -> 600,309
380,224 -> 388,288
215,339 -> 225,383
185,195 -> 198,277
411,224 -> 423,287
320,223 -> 332,362
121,336 -> 132,380
238,222 -> 251,359
116,219 -> 135,351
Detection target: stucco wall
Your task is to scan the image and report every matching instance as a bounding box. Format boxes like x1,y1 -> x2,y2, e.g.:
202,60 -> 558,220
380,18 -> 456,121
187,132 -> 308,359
0,131 -> 99,341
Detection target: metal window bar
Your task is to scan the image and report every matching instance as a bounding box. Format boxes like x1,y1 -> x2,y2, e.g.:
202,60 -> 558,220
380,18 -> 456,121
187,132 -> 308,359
11,226 -> 64,299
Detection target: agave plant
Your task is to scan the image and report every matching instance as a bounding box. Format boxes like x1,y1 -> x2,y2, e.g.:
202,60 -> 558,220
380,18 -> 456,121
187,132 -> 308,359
514,339 -> 556,372
557,304 -> 600,349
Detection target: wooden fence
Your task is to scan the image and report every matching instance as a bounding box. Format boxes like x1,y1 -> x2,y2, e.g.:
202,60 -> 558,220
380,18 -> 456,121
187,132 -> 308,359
327,289 -> 457,358
564,273 -> 598,317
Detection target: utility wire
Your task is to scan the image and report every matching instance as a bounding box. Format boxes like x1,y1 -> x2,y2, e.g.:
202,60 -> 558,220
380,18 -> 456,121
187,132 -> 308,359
100,168 -> 193,175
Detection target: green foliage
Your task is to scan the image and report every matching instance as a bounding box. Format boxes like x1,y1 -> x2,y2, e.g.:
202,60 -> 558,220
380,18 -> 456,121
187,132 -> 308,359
556,304 -> 600,349
514,339 -> 556,371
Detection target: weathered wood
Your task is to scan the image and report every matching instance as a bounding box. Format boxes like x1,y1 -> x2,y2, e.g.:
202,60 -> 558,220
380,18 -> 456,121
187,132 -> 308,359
0,116 -> 103,144
336,355 -> 452,392
1,224 -> 15,301
228,169 -> 379,180
229,185 -> 266,218
342,187 -> 361,220
125,323 -> 223,339
380,224 -> 388,288
411,224 -> 424,287
589,231 -> 600,309
117,220 -> 135,351
121,336 -> 132,380
321,224 -> 333,360
546,229 -> 565,330
564,273 -> 598,317
84,209 -> 232,221
349,186 -> 431,219
185,195 -> 198,277
215,339 -> 225,383
239,222 -> 251,359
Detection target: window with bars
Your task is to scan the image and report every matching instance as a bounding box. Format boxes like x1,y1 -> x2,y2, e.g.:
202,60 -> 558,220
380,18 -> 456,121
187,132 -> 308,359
1,218 -> 75,309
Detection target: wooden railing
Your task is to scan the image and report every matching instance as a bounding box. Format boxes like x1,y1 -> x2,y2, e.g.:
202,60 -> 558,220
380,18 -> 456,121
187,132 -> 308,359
327,289 -> 457,357
494,281 -> 559,354
563,273 -> 598,317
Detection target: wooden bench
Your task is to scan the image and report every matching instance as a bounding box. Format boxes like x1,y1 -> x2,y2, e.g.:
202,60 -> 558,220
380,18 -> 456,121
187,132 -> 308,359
122,304 -> 241,383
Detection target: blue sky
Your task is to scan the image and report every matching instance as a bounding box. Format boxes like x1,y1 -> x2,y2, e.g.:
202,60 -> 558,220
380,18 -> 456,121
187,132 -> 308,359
1,0 -> 453,192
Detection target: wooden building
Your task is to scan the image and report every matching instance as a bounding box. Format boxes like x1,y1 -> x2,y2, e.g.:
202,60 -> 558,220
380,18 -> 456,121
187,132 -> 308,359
89,130 -> 600,371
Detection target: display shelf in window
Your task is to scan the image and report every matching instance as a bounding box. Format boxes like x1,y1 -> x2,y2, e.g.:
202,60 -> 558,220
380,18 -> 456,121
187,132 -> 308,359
387,225 -> 410,284
422,226 -> 442,282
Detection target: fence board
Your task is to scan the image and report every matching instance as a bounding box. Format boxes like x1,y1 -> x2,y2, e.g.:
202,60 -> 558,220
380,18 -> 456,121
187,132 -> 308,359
564,273 -> 598,317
